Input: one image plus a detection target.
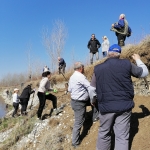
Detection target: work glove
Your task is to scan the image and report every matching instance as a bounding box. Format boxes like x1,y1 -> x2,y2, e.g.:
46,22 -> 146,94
53,89 -> 58,93
45,92 -> 50,95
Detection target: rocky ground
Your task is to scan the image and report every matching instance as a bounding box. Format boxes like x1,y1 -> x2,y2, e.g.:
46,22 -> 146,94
0,78 -> 150,150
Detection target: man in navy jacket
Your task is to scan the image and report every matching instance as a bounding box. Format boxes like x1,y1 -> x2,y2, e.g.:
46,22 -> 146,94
90,44 -> 149,150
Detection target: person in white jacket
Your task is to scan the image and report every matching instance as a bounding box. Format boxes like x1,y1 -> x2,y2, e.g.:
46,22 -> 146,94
12,88 -> 20,117
101,36 -> 110,58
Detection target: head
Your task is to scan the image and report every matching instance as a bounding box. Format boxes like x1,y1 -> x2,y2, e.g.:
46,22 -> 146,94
91,34 -> 95,40
102,36 -> 107,41
108,44 -> 121,58
14,88 -> 19,93
42,71 -> 51,79
58,57 -> 61,61
74,62 -> 84,74
119,14 -> 125,19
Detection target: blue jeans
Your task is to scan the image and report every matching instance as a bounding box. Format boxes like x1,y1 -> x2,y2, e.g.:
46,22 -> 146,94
90,52 -> 99,64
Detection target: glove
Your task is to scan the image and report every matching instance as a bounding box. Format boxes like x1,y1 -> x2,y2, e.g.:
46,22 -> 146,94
45,92 -> 50,95
53,89 -> 58,93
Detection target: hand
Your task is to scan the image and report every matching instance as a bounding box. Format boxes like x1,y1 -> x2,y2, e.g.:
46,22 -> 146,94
53,89 -> 58,93
112,24 -> 114,27
33,89 -> 36,91
91,102 -> 95,106
132,54 -> 140,61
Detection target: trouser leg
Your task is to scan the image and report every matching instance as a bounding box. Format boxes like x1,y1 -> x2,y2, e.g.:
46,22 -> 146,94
95,52 -> 99,60
71,100 -> 86,146
46,93 -> 57,109
96,113 -> 115,150
12,102 -> 19,117
62,64 -> 66,74
90,53 -> 94,64
117,34 -> 126,47
114,111 -> 131,150
37,92 -> 46,118
87,99 -> 99,121
21,99 -> 28,114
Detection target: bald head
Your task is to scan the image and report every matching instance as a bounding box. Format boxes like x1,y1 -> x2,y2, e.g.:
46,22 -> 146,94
74,62 -> 84,70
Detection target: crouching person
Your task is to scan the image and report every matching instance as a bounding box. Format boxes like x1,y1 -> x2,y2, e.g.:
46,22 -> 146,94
68,62 -> 99,148
37,70 -> 58,120
12,88 -> 20,117
90,44 -> 149,150
20,84 -> 35,115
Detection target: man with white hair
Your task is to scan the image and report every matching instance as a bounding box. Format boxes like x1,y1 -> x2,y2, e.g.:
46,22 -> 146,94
58,57 -> 66,74
90,44 -> 149,150
111,14 -> 132,47
68,62 -> 99,148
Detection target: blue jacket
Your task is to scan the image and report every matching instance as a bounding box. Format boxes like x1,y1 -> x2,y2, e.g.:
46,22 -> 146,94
94,58 -> 134,113
59,58 -> 66,66
114,19 -> 132,34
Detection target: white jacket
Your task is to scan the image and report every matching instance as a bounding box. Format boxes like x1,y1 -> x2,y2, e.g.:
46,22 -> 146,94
102,39 -> 109,52
38,77 -> 51,93
12,93 -> 19,103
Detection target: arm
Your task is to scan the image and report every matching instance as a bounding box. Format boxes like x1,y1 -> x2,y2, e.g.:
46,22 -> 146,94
87,40 -> 91,49
114,19 -> 125,29
131,54 -> 149,78
97,40 -> 101,48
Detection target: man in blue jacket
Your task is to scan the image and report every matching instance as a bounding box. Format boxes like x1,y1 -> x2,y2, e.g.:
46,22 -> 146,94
58,57 -> 66,74
111,14 -> 132,47
90,44 -> 149,150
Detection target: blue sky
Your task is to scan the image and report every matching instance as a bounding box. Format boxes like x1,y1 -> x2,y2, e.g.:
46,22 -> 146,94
0,0 -> 150,78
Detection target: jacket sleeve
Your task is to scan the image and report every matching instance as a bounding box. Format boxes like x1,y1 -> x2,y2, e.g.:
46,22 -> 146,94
97,40 -> 101,48
114,19 -> 124,29
131,59 -> 149,78
87,40 -> 91,49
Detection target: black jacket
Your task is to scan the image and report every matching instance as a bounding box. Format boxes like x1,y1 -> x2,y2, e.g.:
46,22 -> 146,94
20,85 -> 35,100
87,38 -> 101,53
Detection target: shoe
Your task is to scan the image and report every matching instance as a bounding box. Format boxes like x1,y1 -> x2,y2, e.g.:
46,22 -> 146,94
53,108 -> 63,115
72,144 -> 79,149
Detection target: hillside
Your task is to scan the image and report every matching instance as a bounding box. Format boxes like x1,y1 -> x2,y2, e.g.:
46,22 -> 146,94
0,37 -> 150,150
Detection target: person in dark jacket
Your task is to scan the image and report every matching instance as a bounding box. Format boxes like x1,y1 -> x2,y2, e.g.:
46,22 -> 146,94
20,84 -> 35,115
111,14 -> 132,47
58,57 -> 66,74
87,34 -> 101,64
90,44 -> 149,150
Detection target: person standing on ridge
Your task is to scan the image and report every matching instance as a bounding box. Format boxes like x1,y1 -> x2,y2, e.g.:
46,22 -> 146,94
90,44 -> 149,150
58,57 -> 66,74
87,34 -> 101,64
101,36 -> 109,58
19,84 -> 35,115
111,14 -> 132,47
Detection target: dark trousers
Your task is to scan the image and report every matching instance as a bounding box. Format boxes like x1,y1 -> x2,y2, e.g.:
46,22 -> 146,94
116,33 -> 126,47
71,99 -> 99,145
37,92 -> 57,118
12,102 -> 19,117
20,98 -> 29,114
59,64 -> 66,74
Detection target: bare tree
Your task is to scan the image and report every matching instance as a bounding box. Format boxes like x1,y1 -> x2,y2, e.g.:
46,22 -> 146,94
42,20 -> 67,71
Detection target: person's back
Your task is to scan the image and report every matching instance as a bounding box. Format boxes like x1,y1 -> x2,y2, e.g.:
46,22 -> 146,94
20,85 -> 33,99
95,57 -> 134,113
